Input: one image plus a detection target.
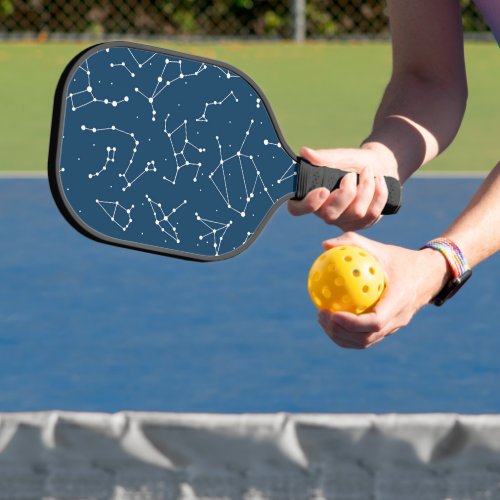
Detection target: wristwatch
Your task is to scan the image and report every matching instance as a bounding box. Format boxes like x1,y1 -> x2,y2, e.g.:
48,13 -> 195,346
421,238 -> 472,306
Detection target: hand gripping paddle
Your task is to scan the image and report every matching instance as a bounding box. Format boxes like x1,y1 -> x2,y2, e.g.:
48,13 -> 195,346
49,41 -> 401,261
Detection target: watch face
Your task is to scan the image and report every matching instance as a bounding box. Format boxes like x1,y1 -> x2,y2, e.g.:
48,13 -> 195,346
432,269 -> 472,306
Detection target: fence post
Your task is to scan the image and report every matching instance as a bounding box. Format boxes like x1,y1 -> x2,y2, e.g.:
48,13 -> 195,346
292,0 -> 306,42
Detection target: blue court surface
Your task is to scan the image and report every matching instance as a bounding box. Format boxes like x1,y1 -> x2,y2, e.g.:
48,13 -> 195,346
0,176 -> 498,413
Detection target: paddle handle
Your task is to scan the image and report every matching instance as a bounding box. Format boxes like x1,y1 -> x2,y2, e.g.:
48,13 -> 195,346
293,157 -> 402,215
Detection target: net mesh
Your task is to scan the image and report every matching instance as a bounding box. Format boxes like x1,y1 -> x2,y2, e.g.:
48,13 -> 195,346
1,412 -> 500,499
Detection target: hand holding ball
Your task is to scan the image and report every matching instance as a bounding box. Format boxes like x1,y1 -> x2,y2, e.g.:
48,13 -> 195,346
308,245 -> 385,314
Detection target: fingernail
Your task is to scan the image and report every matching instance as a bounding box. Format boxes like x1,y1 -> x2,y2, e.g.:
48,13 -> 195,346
318,189 -> 329,201
341,172 -> 355,186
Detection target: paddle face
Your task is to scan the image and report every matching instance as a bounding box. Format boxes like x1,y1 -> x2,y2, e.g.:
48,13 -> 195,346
49,41 -> 298,261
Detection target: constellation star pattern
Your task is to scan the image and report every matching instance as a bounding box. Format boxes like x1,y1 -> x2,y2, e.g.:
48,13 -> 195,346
196,91 -> 238,122
134,58 -> 207,121
96,200 -> 134,231
67,60 -> 130,111
215,67 -> 240,79
208,120 -> 274,217
264,140 -> 298,184
58,44 -> 299,259
81,125 -> 156,191
146,195 -> 187,244
88,146 -> 116,179
195,212 -> 233,256
123,47 -> 155,67
161,115 -> 205,185
110,61 -> 136,78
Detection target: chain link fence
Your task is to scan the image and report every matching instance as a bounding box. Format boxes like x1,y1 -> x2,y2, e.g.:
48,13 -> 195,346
0,0 -> 491,40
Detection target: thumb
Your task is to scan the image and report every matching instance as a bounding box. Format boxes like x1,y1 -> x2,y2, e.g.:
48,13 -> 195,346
322,231 -> 368,250
299,147 -> 365,170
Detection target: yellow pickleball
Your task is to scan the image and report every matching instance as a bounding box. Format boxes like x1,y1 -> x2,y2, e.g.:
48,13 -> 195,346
308,245 -> 385,314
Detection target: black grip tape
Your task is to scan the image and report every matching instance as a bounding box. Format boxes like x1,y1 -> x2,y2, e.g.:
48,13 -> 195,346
293,157 -> 402,215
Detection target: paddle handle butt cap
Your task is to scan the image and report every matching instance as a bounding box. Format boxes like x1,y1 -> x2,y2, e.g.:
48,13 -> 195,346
293,157 -> 402,215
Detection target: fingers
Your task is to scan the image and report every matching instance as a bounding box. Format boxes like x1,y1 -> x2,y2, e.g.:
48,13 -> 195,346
318,312 -> 361,348
329,167 -> 384,231
288,147 -> 362,224
367,175 -> 389,221
288,147 -> 389,230
314,172 -> 357,223
348,164 -> 376,219
318,307 -> 398,350
339,173 -> 388,231
288,187 -> 330,216
314,234 -> 423,349
331,311 -> 386,334
299,146 -> 363,169
287,147 -> 337,217
322,231 -> 377,253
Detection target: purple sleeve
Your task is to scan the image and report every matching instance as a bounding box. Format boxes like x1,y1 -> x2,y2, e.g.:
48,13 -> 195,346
473,0 -> 500,45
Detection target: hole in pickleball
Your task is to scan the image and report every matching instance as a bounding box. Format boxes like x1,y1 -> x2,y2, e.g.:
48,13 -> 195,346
333,303 -> 341,311
362,285 -> 369,293
359,251 -> 367,257
313,271 -> 321,282
378,284 -> 382,291
344,256 -> 352,262
356,306 -> 366,314
322,286 -> 332,299
369,267 -> 376,275
313,294 -> 322,307
352,269 -> 360,277
342,295 -> 351,304
334,277 -> 344,287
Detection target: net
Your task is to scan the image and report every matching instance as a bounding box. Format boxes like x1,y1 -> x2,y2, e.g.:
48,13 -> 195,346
1,412 -> 500,499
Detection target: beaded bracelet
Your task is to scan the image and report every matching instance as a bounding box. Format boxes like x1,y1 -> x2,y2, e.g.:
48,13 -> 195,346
421,238 -> 470,278
420,237 -> 472,306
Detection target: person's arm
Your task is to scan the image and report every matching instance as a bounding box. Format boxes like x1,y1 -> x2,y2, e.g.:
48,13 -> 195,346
288,0 -> 467,229
363,0 -> 468,182
317,162 -> 500,349
440,163 -> 500,268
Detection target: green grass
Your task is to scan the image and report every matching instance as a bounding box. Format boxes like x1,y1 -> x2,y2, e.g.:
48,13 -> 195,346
0,40 -> 497,172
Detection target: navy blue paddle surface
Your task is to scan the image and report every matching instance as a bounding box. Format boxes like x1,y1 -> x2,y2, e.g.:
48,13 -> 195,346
49,41 -> 401,261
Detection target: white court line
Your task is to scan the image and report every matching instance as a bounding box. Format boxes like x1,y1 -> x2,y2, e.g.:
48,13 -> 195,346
0,171 -> 47,178
414,170 -> 487,178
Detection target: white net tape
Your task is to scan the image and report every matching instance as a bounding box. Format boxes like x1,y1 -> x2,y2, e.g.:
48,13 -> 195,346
0,412 -> 500,499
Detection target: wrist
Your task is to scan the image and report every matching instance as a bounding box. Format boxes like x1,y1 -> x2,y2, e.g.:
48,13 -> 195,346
361,141 -> 399,178
417,248 -> 453,304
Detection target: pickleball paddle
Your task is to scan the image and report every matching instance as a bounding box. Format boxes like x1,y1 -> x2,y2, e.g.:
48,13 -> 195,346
49,41 -> 401,261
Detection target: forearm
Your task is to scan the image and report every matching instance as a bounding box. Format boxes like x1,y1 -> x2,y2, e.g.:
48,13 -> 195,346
361,0 -> 467,183
441,162 -> 500,267
362,72 -> 467,183
417,162 -> 500,303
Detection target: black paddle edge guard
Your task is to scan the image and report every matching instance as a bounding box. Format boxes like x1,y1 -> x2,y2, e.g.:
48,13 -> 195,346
47,41 -> 298,262
293,157 -> 402,215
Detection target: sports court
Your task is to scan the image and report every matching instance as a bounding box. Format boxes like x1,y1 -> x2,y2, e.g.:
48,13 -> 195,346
0,173 -> 499,413
0,3 -> 499,497
1,173 -> 499,497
